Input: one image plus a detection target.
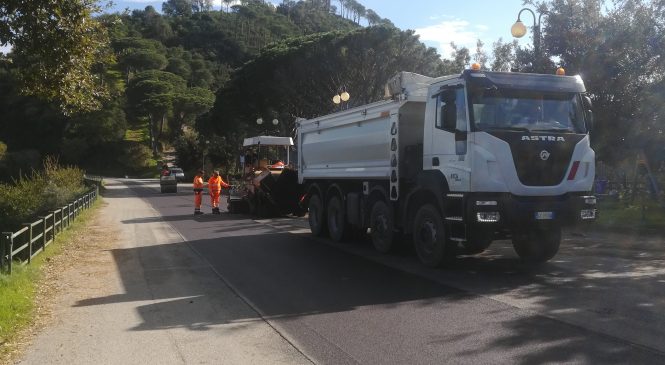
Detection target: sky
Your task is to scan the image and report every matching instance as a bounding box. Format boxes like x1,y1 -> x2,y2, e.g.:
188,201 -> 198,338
0,1 -> 539,58
109,0 -> 537,58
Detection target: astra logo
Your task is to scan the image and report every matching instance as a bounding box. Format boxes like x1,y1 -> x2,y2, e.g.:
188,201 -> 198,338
522,136 -> 566,142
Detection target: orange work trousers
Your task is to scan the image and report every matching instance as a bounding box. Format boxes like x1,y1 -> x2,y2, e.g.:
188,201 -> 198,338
210,191 -> 221,208
194,191 -> 202,209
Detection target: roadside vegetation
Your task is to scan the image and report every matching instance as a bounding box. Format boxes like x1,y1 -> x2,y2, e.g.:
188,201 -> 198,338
0,199 -> 101,358
596,199 -> 665,232
0,158 -> 87,231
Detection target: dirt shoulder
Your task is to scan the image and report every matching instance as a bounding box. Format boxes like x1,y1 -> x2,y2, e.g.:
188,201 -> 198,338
2,200 -> 117,365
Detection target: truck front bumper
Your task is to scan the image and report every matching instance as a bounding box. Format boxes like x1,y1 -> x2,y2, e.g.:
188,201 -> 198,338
464,193 -> 597,228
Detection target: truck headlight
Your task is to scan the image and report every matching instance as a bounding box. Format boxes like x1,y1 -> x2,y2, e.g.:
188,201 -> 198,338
583,196 -> 597,205
476,200 -> 498,206
580,209 -> 596,220
477,212 -> 500,223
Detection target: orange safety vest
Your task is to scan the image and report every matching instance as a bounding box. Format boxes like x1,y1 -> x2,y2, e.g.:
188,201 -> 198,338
193,176 -> 204,191
208,176 -> 229,192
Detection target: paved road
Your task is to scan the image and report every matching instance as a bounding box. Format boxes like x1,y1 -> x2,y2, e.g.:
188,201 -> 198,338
46,179 -> 665,364
128,178 -> 665,364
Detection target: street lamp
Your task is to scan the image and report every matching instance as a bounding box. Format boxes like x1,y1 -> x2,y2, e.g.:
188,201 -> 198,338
332,89 -> 351,110
256,117 -> 279,135
202,140 -> 210,172
511,7 -> 548,70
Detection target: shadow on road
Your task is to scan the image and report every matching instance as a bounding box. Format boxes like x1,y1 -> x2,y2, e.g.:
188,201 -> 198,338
88,178 -> 665,364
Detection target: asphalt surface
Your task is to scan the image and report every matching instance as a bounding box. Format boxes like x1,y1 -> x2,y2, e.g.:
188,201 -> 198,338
116,178 -> 665,364
63,179 -> 665,364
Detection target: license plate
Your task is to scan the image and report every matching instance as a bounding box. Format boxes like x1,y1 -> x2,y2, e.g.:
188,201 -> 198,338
535,211 -> 554,220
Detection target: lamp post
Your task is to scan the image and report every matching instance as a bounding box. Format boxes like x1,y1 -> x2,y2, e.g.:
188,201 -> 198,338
511,7 -> 548,71
332,89 -> 351,110
256,117 -> 279,135
202,140 -> 209,172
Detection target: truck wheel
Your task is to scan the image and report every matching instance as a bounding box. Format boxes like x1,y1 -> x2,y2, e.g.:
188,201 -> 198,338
462,230 -> 493,255
327,195 -> 350,242
413,204 -> 453,267
512,227 -> 561,263
370,201 -> 394,253
308,194 -> 327,237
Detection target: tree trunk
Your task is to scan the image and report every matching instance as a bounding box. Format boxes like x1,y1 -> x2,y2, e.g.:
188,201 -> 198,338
148,115 -> 156,154
159,114 -> 165,139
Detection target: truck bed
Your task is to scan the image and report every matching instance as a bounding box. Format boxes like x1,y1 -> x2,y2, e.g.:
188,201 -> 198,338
298,99 -> 426,183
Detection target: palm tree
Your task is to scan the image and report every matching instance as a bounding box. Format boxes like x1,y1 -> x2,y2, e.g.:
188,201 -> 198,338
337,0 -> 346,18
355,3 -> 366,25
366,9 -> 381,26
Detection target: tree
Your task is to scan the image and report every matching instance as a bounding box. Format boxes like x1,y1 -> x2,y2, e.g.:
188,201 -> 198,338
165,58 -> 192,81
172,87 -> 215,134
365,9 -> 381,26
537,0 -> 665,163
204,26 -> 443,166
0,0 -> 113,113
127,70 -> 186,153
439,42 -> 470,75
192,0 -> 213,12
113,37 -> 168,81
473,39 -> 489,70
490,38 -> 518,72
162,0 -> 193,17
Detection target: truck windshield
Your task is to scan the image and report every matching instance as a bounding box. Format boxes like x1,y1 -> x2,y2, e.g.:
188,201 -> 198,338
469,88 -> 587,134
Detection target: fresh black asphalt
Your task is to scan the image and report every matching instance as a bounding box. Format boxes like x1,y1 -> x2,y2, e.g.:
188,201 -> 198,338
122,180 -> 665,364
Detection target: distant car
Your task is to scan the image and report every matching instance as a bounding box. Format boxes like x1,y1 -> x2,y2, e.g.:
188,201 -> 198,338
169,168 -> 185,182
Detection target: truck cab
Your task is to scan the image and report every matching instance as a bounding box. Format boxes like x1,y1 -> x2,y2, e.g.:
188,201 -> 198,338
417,67 -> 596,261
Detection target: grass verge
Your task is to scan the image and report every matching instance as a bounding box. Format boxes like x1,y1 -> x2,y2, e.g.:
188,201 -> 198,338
595,199 -> 665,232
0,198 -> 102,356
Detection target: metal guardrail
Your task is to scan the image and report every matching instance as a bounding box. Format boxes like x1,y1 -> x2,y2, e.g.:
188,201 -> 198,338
0,185 -> 99,274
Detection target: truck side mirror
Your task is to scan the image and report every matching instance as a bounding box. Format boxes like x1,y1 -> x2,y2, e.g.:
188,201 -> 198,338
455,129 -> 467,155
443,104 -> 457,130
583,95 -> 593,109
455,129 -> 467,142
586,109 -> 594,132
583,95 -> 594,132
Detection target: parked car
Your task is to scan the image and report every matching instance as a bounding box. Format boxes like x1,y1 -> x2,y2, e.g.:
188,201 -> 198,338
169,167 -> 185,182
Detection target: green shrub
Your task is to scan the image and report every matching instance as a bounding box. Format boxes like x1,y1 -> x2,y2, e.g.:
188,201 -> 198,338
0,157 -> 85,231
119,142 -> 153,173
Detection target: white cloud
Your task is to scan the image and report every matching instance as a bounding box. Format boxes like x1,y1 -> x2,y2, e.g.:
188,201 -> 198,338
415,19 -> 486,58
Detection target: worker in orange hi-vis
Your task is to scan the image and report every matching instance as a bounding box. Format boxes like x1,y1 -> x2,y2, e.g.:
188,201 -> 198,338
193,170 -> 206,215
208,170 -> 230,214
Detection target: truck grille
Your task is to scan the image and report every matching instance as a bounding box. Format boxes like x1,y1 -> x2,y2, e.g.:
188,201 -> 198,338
488,132 -> 585,186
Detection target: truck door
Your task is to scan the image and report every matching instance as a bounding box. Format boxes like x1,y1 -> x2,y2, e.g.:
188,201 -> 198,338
426,85 -> 471,192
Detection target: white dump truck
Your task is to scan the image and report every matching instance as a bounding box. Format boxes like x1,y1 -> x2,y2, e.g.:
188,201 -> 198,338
297,67 -> 597,266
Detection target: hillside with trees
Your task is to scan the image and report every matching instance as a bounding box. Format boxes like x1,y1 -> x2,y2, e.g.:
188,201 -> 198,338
0,0 -> 663,179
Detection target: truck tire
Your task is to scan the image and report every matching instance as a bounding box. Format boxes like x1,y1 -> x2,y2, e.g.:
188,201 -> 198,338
412,204 -> 454,267
308,194 -> 327,237
370,200 -> 395,253
327,195 -> 350,242
512,227 -> 561,263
